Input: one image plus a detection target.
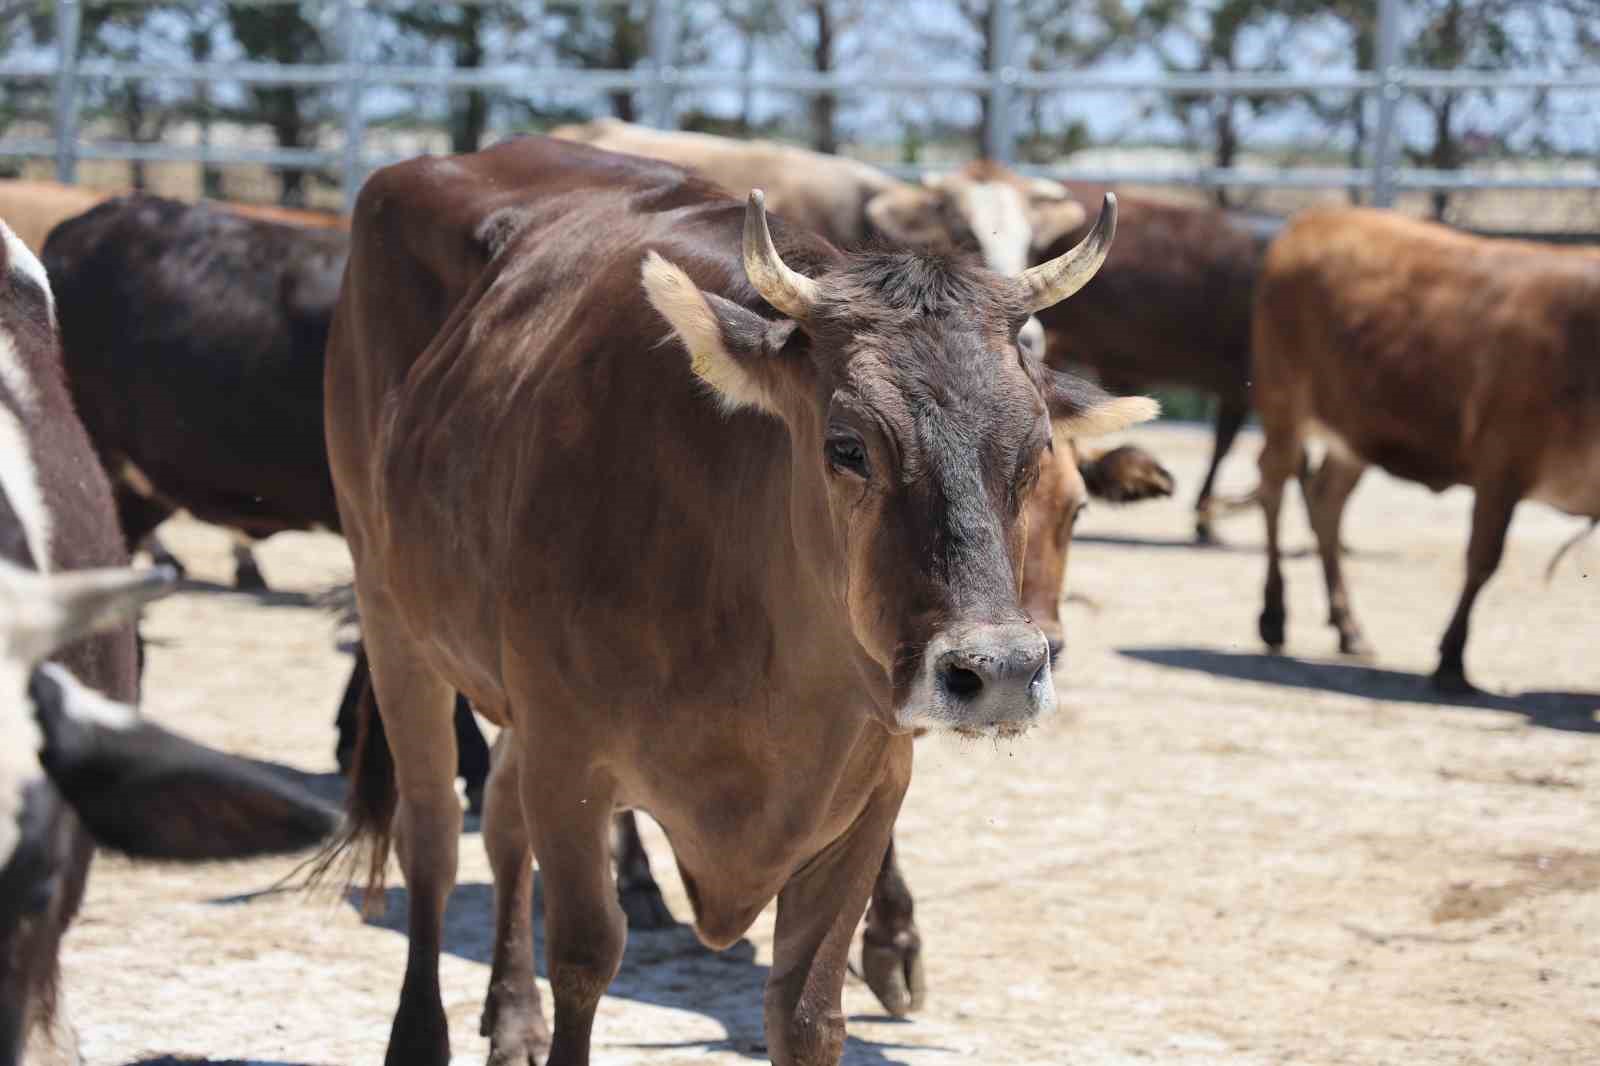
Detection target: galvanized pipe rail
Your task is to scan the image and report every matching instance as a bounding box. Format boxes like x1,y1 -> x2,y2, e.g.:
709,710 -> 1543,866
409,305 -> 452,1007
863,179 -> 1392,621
2,0 -> 1595,207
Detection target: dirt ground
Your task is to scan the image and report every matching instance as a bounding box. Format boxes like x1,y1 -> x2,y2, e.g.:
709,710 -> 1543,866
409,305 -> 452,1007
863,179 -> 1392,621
58,423 -> 1600,1066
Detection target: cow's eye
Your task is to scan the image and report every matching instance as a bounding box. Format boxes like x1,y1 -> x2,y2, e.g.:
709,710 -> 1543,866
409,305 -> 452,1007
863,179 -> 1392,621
825,433 -> 870,478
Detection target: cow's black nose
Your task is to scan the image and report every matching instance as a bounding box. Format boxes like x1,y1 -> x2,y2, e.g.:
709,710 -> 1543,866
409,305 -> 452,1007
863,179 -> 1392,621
934,629 -> 1051,707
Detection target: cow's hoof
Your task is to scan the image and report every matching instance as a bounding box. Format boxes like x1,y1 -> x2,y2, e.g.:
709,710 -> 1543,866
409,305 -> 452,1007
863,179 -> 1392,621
234,562 -> 269,592
862,935 -> 926,1018
482,996 -> 550,1066
618,880 -> 675,930
1337,631 -> 1373,658
1431,665 -> 1477,697
1258,610 -> 1286,651
1194,521 -> 1218,546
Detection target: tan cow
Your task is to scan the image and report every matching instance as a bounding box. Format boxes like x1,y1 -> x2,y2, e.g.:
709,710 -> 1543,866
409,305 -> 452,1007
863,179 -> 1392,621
545,122 -> 1172,1013
321,136 -> 1152,1066
0,180 -> 344,258
0,181 -> 104,255
1252,206 -> 1600,691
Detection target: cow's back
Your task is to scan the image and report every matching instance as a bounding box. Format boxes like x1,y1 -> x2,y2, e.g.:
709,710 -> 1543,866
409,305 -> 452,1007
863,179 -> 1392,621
45,196 -> 347,535
1036,190 -> 1261,399
550,119 -> 898,246
1254,207 -> 1600,492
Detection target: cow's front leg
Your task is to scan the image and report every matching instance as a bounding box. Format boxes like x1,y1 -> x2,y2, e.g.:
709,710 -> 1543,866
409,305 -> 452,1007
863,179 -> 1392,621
767,761 -> 908,1066
522,741 -> 627,1066
860,835 -> 924,1017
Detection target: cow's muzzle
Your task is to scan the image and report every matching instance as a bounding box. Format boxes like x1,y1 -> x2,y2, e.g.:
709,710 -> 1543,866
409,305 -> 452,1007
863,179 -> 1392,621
899,623 -> 1055,736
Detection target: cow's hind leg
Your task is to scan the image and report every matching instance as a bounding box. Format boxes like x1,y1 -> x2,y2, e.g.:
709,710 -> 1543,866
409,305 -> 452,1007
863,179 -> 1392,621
1256,426 -> 1303,650
861,834 -> 924,1017
521,735 -> 627,1066
454,696 -> 491,815
1195,393 -> 1249,544
1434,482 -> 1519,694
481,733 -> 550,1065
614,811 -> 674,929
1302,450 -> 1370,655
361,602 -> 460,1066
766,763 -> 907,1066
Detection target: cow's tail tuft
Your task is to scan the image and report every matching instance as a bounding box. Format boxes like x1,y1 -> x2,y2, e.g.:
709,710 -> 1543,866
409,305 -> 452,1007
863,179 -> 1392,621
302,669 -> 396,916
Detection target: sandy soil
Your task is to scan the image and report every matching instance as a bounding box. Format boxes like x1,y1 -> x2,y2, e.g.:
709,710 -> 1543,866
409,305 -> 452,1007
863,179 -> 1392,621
57,423 -> 1600,1066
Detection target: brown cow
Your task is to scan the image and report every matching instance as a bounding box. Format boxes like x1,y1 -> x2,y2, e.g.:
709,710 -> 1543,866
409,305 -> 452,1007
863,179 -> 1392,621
533,131 -> 1173,1012
321,136 -> 1153,1066
1037,187 -> 1273,541
1252,206 -> 1600,691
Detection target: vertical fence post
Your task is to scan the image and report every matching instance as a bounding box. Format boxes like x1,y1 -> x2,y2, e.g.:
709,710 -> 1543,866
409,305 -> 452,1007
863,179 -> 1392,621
1370,0 -> 1402,207
54,0 -> 82,183
339,0 -> 367,214
648,0 -> 678,130
985,0 -> 1016,162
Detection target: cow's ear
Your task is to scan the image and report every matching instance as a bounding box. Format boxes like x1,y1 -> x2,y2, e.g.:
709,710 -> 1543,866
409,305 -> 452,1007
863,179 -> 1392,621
865,186 -> 946,246
28,664 -> 337,860
1044,369 -> 1160,438
642,251 -> 800,415
1028,197 -> 1089,256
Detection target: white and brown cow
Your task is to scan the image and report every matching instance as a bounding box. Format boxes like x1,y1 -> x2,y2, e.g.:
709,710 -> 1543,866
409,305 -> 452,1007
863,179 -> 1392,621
0,217 -> 336,1065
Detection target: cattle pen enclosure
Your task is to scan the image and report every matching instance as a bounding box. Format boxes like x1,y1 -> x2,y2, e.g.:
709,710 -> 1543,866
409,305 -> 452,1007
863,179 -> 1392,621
65,424 -> 1599,1066
3,2 -> 1600,1065
1,0 -> 1598,229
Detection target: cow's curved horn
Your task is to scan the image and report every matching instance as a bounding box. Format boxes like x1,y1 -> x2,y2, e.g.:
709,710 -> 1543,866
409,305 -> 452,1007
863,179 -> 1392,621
1014,192 -> 1116,314
743,189 -> 820,320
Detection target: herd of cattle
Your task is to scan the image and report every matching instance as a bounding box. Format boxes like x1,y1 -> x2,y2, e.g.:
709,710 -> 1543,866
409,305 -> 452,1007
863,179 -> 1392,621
0,115 -> 1595,1066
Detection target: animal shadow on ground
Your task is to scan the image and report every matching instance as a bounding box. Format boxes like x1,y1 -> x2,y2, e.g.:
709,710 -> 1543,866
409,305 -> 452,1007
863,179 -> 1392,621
127,1059 -> 326,1066
352,881 -> 929,1063
1120,646 -> 1600,733
171,576 -> 317,609
1076,532 -> 1396,560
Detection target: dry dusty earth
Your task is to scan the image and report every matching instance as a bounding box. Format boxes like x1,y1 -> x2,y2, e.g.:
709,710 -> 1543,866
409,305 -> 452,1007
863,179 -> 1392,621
58,423 -> 1600,1066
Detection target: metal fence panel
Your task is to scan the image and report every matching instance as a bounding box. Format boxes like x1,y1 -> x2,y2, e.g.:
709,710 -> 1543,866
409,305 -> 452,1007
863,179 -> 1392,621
1,0 -> 1595,209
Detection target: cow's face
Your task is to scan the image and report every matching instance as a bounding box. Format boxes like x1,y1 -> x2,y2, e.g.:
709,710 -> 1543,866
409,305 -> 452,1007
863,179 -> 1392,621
866,169 -> 1089,277
645,192 -> 1154,736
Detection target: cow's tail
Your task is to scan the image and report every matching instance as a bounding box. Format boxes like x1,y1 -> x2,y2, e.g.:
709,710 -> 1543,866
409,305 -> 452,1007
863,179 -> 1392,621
303,672 -> 396,915
1545,519 -> 1598,584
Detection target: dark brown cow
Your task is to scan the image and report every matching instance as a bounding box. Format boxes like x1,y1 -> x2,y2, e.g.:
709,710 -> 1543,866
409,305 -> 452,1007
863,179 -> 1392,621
0,217 -> 335,1065
1037,187 -> 1273,541
42,196 -> 492,806
1252,207 -> 1600,691
322,136 -> 1153,1066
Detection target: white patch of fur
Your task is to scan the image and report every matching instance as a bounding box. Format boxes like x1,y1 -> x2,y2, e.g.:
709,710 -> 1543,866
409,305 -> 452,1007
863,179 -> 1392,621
0,219 -> 54,325
641,252 -> 775,414
0,402 -> 51,573
1056,395 -> 1161,439
35,662 -> 137,730
0,662 -> 41,871
956,182 -> 1033,276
